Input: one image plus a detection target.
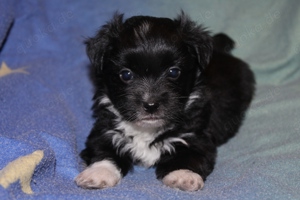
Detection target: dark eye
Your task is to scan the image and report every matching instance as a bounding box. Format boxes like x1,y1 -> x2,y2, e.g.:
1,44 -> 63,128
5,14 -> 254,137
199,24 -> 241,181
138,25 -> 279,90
119,69 -> 133,83
167,67 -> 181,80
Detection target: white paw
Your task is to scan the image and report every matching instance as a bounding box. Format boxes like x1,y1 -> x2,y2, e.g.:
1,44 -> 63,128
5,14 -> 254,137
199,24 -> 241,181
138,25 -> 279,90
75,160 -> 121,189
162,169 -> 204,191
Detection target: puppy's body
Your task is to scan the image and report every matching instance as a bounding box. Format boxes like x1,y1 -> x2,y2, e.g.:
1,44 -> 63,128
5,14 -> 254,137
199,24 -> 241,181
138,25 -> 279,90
76,13 -> 255,191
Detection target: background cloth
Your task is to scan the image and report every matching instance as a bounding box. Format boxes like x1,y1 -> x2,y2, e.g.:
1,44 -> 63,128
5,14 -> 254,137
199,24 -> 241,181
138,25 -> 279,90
0,0 -> 300,199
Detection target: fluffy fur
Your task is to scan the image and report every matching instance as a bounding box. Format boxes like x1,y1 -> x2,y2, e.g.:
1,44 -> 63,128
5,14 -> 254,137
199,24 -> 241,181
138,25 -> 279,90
75,12 -> 255,191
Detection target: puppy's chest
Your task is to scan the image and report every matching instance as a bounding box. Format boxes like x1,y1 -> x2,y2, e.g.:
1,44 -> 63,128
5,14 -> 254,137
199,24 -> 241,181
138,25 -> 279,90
111,122 -> 182,167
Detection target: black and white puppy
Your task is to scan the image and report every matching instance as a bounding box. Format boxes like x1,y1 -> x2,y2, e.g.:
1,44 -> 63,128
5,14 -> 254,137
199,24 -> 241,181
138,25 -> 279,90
75,12 -> 255,191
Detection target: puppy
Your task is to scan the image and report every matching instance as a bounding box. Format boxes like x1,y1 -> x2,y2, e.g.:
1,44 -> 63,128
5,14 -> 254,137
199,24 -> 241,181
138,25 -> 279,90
75,12 -> 255,191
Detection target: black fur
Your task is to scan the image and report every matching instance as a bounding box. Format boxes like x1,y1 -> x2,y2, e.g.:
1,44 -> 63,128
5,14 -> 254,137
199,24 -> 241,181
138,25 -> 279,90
79,12 -> 255,188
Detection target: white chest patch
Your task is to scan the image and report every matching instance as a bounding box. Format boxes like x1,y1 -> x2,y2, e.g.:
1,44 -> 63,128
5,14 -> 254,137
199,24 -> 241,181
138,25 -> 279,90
110,121 -> 187,167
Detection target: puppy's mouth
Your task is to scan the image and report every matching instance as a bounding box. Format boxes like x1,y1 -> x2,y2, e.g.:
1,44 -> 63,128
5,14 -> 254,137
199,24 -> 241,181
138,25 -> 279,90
135,116 -> 165,128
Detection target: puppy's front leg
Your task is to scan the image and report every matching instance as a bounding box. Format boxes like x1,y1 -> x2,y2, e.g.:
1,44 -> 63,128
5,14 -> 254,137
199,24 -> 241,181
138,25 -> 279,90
75,160 -> 122,189
75,125 -> 133,189
162,169 -> 204,191
156,144 -> 216,191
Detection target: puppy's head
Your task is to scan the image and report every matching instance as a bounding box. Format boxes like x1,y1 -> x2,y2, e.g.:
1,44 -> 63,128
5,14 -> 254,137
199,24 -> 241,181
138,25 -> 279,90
87,12 -> 212,128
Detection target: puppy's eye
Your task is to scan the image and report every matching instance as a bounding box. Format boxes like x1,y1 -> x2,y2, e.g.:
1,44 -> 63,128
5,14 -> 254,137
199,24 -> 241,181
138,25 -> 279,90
119,69 -> 133,83
167,67 -> 181,80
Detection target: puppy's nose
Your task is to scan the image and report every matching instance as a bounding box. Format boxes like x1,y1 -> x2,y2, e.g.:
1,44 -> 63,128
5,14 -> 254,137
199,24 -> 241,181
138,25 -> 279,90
143,102 -> 160,113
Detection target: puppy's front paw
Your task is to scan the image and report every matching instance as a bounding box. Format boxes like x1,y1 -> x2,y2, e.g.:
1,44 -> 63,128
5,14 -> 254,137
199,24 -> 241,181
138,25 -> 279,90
162,169 -> 204,191
75,160 -> 121,189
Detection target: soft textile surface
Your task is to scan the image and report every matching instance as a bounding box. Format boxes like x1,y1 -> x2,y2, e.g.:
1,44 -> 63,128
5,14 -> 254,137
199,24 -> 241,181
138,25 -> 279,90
0,0 -> 14,49
0,0 -> 299,199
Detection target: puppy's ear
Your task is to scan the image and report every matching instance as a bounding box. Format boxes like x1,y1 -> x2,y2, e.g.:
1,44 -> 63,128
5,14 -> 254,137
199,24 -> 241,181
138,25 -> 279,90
85,12 -> 124,72
175,12 -> 213,72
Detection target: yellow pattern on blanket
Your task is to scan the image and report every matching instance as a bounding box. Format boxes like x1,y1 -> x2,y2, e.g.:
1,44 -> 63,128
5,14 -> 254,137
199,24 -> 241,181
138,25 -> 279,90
0,62 -> 29,78
0,150 -> 44,194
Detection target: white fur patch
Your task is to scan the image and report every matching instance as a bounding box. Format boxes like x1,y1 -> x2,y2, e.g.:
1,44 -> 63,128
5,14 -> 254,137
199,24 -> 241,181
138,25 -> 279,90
75,160 -> 121,189
98,95 -> 121,118
185,92 -> 200,110
112,121 -> 164,167
162,169 -> 204,191
111,121 -> 189,167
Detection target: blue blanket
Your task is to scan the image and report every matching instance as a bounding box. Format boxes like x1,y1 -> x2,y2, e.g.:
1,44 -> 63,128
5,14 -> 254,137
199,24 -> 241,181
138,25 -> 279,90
1,0 -> 300,199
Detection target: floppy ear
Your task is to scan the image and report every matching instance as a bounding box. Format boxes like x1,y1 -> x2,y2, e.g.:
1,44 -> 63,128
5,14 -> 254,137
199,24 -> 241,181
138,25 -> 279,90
85,13 -> 124,72
175,12 -> 213,72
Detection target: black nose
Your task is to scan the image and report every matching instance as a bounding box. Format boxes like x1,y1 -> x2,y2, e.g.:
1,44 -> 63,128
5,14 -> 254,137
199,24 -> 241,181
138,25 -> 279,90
143,102 -> 160,113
